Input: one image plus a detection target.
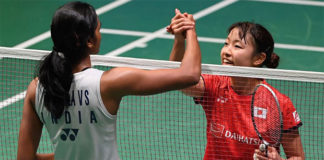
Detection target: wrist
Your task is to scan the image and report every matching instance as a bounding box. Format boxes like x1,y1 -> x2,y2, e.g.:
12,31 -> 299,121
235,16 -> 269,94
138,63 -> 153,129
174,34 -> 185,42
186,29 -> 197,38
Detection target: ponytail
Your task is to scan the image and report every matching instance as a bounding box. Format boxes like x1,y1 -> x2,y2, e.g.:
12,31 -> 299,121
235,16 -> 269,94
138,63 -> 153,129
38,50 -> 73,118
38,1 -> 98,118
265,52 -> 280,68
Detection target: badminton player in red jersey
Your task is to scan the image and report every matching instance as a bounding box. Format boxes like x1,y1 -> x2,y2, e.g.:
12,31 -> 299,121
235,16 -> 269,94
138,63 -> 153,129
168,12 -> 304,160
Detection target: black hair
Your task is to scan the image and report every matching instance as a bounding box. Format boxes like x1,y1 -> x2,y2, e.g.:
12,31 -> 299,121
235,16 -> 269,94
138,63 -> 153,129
228,22 -> 280,68
38,1 -> 98,118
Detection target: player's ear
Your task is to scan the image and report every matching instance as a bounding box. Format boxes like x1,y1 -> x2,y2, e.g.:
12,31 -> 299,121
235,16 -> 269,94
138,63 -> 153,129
253,52 -> 266,67
87,37 -> 95,49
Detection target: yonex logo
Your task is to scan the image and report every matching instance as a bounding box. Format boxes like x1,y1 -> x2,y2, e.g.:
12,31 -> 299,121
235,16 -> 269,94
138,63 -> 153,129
60,128 -> 79,141
216,96 -> 228,103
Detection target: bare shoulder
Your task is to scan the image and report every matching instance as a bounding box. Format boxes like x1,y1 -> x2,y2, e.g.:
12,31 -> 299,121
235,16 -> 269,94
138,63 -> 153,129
100,67 -> 134,95
26,78 -> 39,106
101,67 -> 134,87
28,78 -> 38,92
101,67 -> 136,81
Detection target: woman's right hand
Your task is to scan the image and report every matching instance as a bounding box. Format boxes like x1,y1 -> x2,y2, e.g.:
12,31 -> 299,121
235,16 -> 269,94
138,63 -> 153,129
166,9 -> 195,39
254,146 -> 282,160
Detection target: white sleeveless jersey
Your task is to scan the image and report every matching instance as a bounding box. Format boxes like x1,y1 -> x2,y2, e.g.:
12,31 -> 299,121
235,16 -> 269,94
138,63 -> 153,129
35,68 -> 120,160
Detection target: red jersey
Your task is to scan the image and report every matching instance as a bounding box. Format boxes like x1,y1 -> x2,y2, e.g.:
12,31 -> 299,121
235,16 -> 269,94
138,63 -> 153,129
195,75 -> 302,160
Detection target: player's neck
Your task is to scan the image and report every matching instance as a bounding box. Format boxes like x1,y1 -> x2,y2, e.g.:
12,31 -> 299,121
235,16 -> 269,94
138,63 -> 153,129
230,77 -> 263,95
72,55 -> 91,74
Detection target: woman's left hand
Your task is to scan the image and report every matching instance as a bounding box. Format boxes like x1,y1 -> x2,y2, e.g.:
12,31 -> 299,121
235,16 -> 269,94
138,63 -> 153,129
254,146 -> 283,160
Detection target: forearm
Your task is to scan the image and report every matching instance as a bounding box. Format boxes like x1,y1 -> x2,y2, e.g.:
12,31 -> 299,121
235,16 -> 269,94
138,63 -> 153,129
169,35 -> 185,61
180,29 -> 201,76
282,130 -> 305,160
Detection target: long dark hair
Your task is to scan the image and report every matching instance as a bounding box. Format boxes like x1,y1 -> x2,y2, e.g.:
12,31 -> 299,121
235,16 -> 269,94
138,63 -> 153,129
228,22 -> 279,68
38,1 -> 98,118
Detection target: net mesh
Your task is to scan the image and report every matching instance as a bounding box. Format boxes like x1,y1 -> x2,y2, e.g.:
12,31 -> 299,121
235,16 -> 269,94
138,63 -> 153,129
0,47 -> 323,159
251,84 -> 282,148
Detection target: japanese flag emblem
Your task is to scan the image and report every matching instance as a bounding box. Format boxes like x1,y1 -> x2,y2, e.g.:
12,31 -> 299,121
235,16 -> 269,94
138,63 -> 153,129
254,107 -> 267,119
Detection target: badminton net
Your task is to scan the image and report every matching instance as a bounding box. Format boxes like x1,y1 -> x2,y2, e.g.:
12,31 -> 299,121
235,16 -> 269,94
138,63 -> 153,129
0,46 -> 323,159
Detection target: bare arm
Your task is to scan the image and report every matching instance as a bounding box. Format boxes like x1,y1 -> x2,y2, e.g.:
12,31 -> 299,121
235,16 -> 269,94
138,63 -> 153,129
168,10 -> 205,98
105,28 -> 200,96
169,34 -> 185,61
281,129 -> 305,160
100,13 -> 201,114
168,9 -> 188,62
17,79 -> 54,160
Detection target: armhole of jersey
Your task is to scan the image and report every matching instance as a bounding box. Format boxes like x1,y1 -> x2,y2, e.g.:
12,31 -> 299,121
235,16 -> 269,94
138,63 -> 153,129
35,81 -> 43,111
281,93 -> 303,133
201,75 -> 207,96
35,80 -> 45,124
282,122 -> 303,133
96,72 -> 117,120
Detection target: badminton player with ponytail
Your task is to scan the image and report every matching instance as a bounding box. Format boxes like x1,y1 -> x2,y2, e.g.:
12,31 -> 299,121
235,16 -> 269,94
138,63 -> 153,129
17,2 -> 199,160
168,13 -> 304,159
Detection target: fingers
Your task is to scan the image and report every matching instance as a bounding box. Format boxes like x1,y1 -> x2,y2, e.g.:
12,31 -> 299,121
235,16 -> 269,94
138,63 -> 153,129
172,10 -> 193,21
187,14 -> 195,21
183,12 -> 189,17
254,149 -> 268,160
171,21 -> 195,34
167,9 -> 196,37
266,146 -> 281,160
170,12 -> 194,30
267,146 -> 276,152
255,149 -> 267,157
175,12 -> 195,25
253,153 -> 258,160
166,24 -> 194,35
254,154 -> 268,160
172,18 -> 194,28
169,14 -> 186,34
166,25 -> 172,33
254,147 -> 281,160
175,8 -> 181,15
172,9 -> 185,22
